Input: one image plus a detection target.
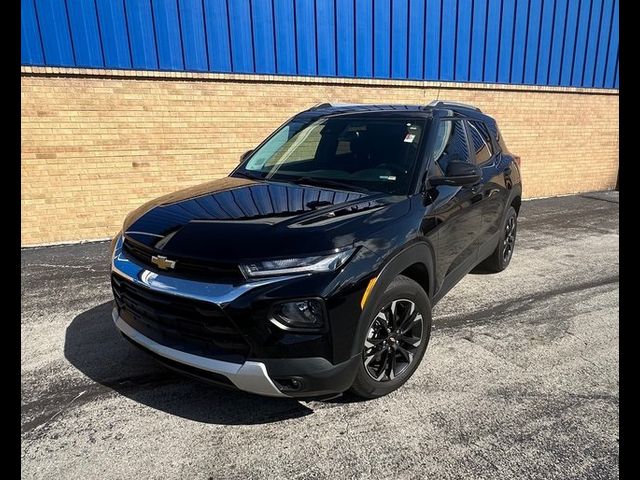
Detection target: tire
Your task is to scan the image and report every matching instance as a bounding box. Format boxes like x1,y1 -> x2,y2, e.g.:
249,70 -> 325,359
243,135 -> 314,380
477,205 -> 518,273
349,275 -> 432,399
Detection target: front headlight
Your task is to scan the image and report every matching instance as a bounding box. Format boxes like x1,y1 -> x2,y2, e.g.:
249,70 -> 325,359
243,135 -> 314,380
239,247 -> 356,278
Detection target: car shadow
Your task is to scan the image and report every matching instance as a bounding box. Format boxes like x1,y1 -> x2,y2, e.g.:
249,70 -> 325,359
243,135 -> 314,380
64,302 -> 314,425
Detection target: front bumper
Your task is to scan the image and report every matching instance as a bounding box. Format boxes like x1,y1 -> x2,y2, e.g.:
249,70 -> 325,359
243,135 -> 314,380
112,307 -> 287,397
110,235 -> 362,398
113,306 -> 360,398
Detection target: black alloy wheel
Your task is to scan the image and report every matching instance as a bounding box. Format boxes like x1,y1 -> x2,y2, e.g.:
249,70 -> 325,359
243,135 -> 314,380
503,213 -> 517,264
363,299 -> 423,382
349,275 -> 432,399
475,205 -> 518,273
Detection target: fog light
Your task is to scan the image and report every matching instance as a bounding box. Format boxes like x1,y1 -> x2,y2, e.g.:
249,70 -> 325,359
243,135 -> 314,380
270,299 -> 325,331
274,377 -> 305,392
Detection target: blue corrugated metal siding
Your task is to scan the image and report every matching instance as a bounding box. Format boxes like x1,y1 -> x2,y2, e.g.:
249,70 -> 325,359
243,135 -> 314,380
21,0 -> 619,88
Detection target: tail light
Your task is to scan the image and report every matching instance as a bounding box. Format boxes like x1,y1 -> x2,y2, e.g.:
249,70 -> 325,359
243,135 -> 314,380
513,155 -> 521,167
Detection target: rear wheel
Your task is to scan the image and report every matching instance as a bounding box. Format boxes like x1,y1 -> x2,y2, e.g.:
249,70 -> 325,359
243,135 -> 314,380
349,275 -> 432,399
477,205 -> 518,273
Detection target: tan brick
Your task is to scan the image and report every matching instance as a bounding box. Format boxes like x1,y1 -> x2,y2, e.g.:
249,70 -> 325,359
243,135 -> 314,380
21,72 -> 619,246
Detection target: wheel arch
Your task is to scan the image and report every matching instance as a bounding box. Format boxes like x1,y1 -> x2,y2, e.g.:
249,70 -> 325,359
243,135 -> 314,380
350,242 -> 435,358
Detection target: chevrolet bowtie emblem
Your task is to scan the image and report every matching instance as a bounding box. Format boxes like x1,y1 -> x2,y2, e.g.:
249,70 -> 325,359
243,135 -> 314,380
151,255 -> 176,270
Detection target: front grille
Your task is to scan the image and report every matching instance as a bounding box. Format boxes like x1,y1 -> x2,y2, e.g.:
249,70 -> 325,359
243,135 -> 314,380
112,273 -> 250,362
123,238 -> 243,282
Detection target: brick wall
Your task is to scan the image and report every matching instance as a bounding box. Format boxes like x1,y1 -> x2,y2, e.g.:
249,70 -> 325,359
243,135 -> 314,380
21,67 -> 619,246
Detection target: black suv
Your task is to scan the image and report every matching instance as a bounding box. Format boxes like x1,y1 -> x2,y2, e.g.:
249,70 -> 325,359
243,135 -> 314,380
110,101 -> 522,399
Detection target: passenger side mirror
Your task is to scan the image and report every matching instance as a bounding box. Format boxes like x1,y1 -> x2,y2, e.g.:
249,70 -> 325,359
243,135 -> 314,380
429,161 -> 482,187
240,149 -> 254,162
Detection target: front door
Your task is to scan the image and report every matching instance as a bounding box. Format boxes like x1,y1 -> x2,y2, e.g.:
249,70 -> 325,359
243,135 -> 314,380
425,118 -> 485,291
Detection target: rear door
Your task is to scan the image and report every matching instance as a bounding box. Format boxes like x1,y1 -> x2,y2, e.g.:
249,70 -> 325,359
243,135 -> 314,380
466,119 -> 509,255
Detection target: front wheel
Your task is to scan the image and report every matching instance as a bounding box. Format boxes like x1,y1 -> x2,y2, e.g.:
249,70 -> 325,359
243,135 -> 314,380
349,275 -> 432,399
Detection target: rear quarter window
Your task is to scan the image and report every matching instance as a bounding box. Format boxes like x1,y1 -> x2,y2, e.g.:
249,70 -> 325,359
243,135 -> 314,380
485,119 -> 508,153
468,121 -> 494,165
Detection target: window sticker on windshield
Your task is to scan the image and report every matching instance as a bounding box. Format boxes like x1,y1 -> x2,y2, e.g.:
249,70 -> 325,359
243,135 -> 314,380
404,133 -> 416,143
379,175 -> 397,181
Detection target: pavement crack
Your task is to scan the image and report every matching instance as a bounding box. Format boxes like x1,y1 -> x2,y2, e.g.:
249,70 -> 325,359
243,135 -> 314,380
33,390 -> 86,432
579,193 -> 620,205
436,275 -> 619,329
25,263 -> 103,272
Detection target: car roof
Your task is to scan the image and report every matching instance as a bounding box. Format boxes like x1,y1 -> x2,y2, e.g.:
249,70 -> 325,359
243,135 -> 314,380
298,101 -> 495,124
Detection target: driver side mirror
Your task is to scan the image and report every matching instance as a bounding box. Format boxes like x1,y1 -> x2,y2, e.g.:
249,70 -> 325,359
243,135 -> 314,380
429,160 -> 482,187
240,149 -> 254,162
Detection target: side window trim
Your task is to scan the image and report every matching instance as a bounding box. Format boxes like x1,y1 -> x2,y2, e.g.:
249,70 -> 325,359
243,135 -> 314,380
460,119 -> 474,165
485,119 -> 503,156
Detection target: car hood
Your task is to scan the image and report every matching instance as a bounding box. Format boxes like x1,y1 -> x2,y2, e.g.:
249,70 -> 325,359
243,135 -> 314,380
123,176 -> 410,261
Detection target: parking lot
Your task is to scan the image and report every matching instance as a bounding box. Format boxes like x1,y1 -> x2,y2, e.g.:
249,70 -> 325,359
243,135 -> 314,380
21,192 -> 619,480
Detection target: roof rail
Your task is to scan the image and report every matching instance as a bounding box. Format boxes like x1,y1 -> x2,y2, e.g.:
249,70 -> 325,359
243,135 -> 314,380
427,100 -> 482,112
310,102 -> 364,109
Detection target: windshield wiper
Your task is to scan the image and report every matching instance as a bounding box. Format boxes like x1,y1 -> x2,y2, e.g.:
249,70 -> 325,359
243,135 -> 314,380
287,176 -> 370,193
233,171 -> 265,181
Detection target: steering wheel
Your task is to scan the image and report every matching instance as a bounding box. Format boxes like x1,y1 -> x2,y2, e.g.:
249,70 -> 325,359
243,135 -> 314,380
376,163 -> 406,177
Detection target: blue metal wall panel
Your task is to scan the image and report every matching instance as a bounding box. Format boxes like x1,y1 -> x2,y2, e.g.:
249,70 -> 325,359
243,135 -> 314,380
124,0 -> 158,69
227,0 -> 254,73
548,0 -> 568,85
572,0 -> 593,86
316,0 -> 336,76
484,0 -> 502,82
581,0 -> 601,86
593,0 -> 614,87
510,0 -> 530,84
524,0 -> 543,85
95,0 -> 131,68
497,0 -> 515,83
335,0 -> 355,77
603,0 -> 618,88
21,0 -> 44,65
440,0 -> 456,81
34,0 -> 75,66
423,0 -> 440,80
296,0 -> 317,75
22,0 -> 619,89
178,0 -> 208,71
273,0 -> 296,75
407,0 -> 425,80
152,0 -> 183,70
355,0 -> 373,78
391,0 -> 409,79
373,0 -> 391,78
469,0 -> 488,83
203,0 -> 231,72
559,0 -> 580,86
251,0 -> 276,74
455,0 -> 473,82
536,0 -> 555,84
66,0 -> 104,67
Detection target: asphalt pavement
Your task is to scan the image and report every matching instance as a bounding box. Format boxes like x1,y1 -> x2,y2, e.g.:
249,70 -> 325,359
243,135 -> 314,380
21,191 -> 619,480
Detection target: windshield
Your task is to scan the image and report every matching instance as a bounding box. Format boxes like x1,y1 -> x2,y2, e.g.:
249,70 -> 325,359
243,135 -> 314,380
234,116 -> 428,195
